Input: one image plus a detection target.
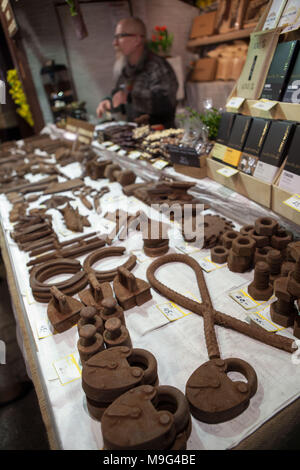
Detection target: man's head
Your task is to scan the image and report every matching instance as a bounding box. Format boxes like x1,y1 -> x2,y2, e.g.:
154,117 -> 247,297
113,17 -> 146,63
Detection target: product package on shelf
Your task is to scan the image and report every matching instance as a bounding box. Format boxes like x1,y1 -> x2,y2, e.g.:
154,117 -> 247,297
278,123 -> 300,192
253,119 -> 296,183
211,111 -> 236,162
235,29 -> 280,99
223,114 -> 253,167
260,40 -> 300,101
238,117 -> 271,175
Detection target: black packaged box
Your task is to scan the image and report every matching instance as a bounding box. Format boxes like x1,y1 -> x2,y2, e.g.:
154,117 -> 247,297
283,124 -> 300,176
238,117 -> 271,175
282,48 -> 300,103
168,144 -> 201,167
259,120 -> 296,168
243,117 -> 271,156
216,112 -> 236,145
260,40 -> 299,101
226,114 -> 253,151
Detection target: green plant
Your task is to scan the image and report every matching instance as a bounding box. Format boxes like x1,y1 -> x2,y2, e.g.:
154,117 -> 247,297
66,0 -> 78,16
148,26 -> 173,55
176,106 -> 221,140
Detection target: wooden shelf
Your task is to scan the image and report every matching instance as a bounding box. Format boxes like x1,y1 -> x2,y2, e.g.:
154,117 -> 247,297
187,27 -> 255,49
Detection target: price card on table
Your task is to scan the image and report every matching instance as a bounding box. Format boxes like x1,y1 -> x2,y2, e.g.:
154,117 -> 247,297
117,149 -> 127,156
226,97 -> 245,112
152,159 -> 169,170
52,353 -> 82,385
229,288 -> 261,310
175,242 -> 200,255
35,312 -> 52,339
131,250 -> 148,263
217,167 -> 239,178
128,151 -> 141,160
101,141 -> 114,147
156,302 -> 190,322
249,305 -> 285,333
96,218 -> 116,234
198,256 -> 226,273
283,193 -> 300,212
108,144 -> 120,152
252,100 -> 277,112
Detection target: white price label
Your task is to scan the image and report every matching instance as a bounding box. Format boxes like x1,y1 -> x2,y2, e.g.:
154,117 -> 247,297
128,151 -> 141,160
283,193 -> 300,212
52,354 -> 81,385
108,144 -> 120,152
102,141 -> 114,147
229,288 -> 260,310
226,97 -> 245,110
252,100 -> 277,112
175,243 -> 200,255
156,302 -> 189,322
199,256 -> 226,272
250,307 -> 284,332
36,313 -> 52,339
217,167 -> 239,178
282,21 -> 300,34
117,149 -> 127,156
152,159 -> 169,170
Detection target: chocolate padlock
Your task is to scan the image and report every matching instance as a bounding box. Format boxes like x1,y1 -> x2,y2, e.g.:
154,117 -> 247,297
82,346 -> 158,421
101,385 -> 192,450
185,357 -> 257,424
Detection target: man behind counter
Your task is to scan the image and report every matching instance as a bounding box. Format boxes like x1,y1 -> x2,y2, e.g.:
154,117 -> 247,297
96,17 -> 178,128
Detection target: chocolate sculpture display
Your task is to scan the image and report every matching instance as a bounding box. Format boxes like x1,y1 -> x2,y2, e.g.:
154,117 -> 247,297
81,346 -> 158,420
47,285 -> 83,333
101,385 -> 192,450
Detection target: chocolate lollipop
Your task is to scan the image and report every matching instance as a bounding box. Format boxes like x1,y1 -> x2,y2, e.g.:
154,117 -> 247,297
147,253 -> 259,424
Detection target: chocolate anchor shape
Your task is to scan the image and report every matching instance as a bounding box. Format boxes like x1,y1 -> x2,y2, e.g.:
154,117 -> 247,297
146,253 -> 259,423
101,385 -> 192,450
82,346 -> 158,420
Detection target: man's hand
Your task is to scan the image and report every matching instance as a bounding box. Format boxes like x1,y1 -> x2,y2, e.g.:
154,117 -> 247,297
96,99 -> 111,118
112,90 -> 127,108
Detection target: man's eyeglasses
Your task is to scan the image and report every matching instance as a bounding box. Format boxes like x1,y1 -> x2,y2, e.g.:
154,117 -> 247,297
114,33 -> 144,40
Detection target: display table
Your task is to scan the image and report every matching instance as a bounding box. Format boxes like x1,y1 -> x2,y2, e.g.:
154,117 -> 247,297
1,139 -> 300,451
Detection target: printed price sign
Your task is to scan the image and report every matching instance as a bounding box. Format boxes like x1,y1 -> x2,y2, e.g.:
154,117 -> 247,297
117,149 -> 127,156
217,167 -> 239,178
156,302 -> 190,322
152,159 -> 169,170
229,288 -> 260,310
199,256 -> 226,273
36,313 -> 52,339
226,97 -> 245,111
101,141 -> 114,147
283,193 -> 300,212
249,306 -> 284,332
52,354 -> 81,385
108,144 -> 120,152
128,151 -> 141,160
175,243 -> 200,255
252,100 -> 277,112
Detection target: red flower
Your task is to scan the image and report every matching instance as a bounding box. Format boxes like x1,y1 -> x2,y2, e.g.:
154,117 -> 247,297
159,35 -> 163,40
155,26 -> 160,31
152,34 -> 157,41
161,26 -> 167,31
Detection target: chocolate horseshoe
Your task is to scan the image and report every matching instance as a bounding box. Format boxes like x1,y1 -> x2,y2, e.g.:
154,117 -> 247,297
30,258 -> 88,303
83,246 -> 136,282
101,384 -> 191,450
146,254 -> 295,354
